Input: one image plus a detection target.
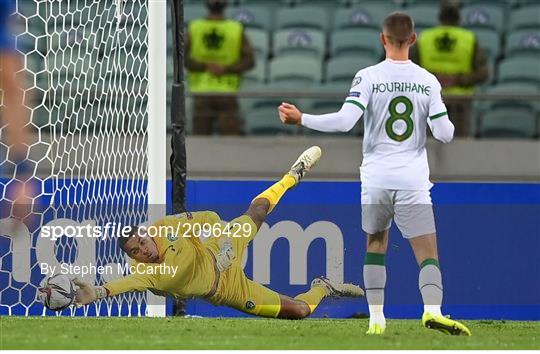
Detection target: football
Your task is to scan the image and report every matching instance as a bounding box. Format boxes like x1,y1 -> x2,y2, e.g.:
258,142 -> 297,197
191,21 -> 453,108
37,274 -> 76,311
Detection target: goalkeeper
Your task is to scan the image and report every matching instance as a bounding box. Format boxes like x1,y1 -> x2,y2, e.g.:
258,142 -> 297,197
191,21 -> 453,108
75,146 -> 364,318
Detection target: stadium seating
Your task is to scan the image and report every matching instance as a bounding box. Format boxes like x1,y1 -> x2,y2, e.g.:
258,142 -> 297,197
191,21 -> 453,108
473,82 -> 539,137
505,30 -> 540,57
244,106 -> 297,135
472,28 -> 501,60
273,28 -> 326,59
19,0 -> 540,139
185,4 -> 207,25
477,107 -> 537,138
293,0 -> 348,7
330,28 -> 383,60
326,55 -> 377,86
245,28 -> 270,58
462,4 -> 505,33
404,5 -> 439,32
498,57 -> 540,85
509,5 -> 540,30
334,4 -> 395,31
274,6 -> 330,31
238,0 -> 293,7
243,60 -> 267,88
269,55 -> 323,87
226,5 -> 273,31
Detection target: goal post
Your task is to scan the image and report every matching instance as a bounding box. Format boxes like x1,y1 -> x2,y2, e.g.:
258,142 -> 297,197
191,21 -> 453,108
146,0 -> 168,318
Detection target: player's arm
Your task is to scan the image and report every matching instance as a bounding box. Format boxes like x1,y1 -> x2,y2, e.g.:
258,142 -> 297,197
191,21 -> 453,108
428,81 -> 455,144
279,102 -> 364,133
73,273 -> 156,306
279,72 -> 370,133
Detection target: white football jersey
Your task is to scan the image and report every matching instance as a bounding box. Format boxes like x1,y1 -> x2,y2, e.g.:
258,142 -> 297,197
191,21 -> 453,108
346,59 -> 448,191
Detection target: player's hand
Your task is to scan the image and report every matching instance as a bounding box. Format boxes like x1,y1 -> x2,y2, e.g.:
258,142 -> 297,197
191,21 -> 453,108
73,278 -> 98,307
207,63 -> 226,76
278,102 -> 302,125
216,238 -> 235,272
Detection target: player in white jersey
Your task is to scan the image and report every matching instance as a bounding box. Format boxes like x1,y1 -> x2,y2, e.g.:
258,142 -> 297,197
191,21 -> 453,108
278,12 -> 471,336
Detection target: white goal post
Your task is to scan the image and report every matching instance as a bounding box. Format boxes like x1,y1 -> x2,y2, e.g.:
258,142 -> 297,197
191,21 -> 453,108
146,0 -> 167,318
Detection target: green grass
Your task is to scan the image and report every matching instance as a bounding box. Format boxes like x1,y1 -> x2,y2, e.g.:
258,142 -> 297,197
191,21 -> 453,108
1,317 -> 538,349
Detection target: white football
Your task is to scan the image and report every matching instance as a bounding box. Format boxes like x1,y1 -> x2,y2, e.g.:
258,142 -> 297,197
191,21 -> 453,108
38,274 -> 76,311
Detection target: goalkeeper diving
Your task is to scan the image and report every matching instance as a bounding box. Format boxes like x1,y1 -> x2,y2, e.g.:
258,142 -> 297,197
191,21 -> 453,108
74,146 -> 365,318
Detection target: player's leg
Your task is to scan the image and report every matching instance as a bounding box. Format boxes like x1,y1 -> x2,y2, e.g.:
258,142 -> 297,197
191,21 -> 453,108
238,277 -> 364,320
364,230 -> 389,334
221,146 -> 323,273
361,187 -> 394,335
394,191 -> 471,336
245,145 -> 322,229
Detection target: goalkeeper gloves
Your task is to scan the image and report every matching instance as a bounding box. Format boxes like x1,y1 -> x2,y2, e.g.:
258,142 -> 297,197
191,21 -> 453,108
216,238 -> 236,272
73,278 -> 107,307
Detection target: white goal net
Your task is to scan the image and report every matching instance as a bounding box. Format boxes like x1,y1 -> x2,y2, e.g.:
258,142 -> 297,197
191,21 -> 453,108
0,0 -> 167,316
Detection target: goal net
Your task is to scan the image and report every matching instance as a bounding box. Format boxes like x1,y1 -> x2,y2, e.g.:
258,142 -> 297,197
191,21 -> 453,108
0,0 -> 167,316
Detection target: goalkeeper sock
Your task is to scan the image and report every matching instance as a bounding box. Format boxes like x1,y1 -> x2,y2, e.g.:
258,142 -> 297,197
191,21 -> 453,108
294,286 -> 328,314
253,175 -> 296,213
364,252 -> 386,326
419,258 -> 443,316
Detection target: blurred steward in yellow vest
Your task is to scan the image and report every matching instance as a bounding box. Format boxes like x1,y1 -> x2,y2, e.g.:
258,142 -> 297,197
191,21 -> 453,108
412,4 -> 488,136
185,0 -> 255,135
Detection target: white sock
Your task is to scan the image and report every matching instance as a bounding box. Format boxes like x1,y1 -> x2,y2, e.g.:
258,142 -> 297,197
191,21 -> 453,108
419,260 -> 443,317
368,305 -> 386,327
424,305 -> 442,316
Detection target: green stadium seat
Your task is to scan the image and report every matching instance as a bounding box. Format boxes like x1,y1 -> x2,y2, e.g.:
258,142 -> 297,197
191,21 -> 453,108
505,30 -> 540,57
509,5 -> 540,30
273,29 -> 326,59
185,4 -> 207,25
330,28 -> 383,61
514,0 -> 540,6
243,59 -> 267,87
269,55 -> 322,87
334,4 -> 395,30
238,0 -> 291,7
472,28 -> 501,60
326,55 -> 377,86
244,107 -> 297,135
462,5 -> 505,33
498,57 -> 540,85
275,6 -> 330,31
459,0 -> 507,6
478,107 -> 537,138
404,5 -> 439,32
477,82 -> 539,111
293,0 -> 349,8
226,5 -> 273,31
245,28 -> 270,58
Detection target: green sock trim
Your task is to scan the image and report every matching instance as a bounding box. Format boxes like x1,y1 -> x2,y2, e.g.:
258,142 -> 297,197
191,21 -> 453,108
364,252 -> 385,266
420,258 -> 440,269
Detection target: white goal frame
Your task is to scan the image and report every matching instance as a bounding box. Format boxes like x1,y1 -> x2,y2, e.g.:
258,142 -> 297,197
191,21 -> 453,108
146,0 -> 167,317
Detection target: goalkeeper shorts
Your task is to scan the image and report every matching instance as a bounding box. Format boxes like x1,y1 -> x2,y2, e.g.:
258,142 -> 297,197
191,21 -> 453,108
207,214 -> 282,318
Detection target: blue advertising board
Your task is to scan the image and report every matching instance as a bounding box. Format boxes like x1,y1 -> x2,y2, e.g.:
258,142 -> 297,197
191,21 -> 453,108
0,180 -> 539,320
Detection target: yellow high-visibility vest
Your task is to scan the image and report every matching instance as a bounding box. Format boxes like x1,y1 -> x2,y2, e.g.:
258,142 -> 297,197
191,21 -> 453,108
188,19 -> 243,93
418,26 -> 476,95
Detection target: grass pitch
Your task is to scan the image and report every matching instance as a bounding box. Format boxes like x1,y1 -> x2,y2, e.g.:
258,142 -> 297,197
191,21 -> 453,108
1,317 -> 538,350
